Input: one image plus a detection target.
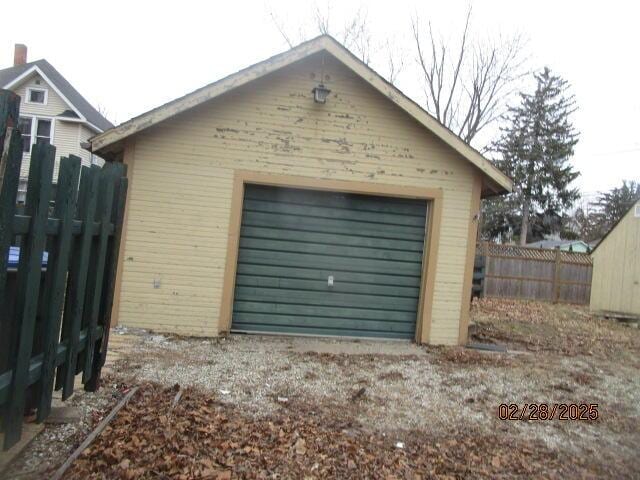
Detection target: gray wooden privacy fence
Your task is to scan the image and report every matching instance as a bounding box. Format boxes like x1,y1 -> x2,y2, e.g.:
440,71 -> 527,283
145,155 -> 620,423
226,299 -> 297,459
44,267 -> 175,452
0,90 -> 128,450
480,242 -> 593,304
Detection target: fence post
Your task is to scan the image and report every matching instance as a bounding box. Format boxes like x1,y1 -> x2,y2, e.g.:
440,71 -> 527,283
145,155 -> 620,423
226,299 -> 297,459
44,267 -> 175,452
552,248 -> 562,303
481,241 -> 489,297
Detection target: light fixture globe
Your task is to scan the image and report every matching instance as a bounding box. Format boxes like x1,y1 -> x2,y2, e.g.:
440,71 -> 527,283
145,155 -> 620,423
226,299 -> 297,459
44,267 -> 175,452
312,83 -> 331,104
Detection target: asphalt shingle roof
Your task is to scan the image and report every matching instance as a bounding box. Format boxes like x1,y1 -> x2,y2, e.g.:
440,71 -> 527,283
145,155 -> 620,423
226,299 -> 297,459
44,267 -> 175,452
0,59 -> 113,132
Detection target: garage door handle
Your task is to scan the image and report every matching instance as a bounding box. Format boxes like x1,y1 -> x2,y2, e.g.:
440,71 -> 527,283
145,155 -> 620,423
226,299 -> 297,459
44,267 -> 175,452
328,275 -> 334,287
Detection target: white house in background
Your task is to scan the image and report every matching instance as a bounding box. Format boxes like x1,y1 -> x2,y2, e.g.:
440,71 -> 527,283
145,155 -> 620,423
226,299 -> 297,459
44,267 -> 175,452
0,44 -> 113,202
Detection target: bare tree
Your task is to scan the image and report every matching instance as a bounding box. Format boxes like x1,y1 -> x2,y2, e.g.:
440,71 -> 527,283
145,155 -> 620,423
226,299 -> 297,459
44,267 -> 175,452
412,7 -> 527,144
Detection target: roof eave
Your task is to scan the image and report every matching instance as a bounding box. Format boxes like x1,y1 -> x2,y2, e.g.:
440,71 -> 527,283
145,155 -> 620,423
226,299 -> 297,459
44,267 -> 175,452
91,35 -> 513,191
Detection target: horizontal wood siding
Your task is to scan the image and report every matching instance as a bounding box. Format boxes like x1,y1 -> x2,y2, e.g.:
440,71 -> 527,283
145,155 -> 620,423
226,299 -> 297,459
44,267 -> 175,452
118,53 -> 478,344
590,202 -> 640,317
51,121 -> 80,179
13,74 -> 69,118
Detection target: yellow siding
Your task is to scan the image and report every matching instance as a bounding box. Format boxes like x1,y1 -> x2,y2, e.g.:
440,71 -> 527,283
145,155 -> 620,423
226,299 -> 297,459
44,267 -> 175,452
590,200 -> 640,317
118,55 -> 479,344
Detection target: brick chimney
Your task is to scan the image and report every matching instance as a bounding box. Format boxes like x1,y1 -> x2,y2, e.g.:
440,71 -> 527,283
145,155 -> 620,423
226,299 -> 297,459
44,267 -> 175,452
14,44 -> 27,66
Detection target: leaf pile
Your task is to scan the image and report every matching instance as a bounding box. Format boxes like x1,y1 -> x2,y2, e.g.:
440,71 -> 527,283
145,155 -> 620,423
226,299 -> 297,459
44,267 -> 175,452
61,383 -> 610,479
429,347 -> 513,367
470,298 -> 640,360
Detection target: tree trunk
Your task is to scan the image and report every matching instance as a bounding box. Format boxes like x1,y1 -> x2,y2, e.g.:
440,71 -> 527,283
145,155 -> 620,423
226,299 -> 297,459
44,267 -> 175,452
520,200 -> 530,246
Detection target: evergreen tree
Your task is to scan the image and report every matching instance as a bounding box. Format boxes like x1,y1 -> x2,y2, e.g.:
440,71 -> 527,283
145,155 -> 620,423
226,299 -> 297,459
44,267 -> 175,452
485,68 -> 580,244
592,180 -> 640,231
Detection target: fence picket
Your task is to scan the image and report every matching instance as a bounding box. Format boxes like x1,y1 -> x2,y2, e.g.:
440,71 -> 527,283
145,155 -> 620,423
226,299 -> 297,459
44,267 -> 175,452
0,90 -> 19,151
59,164 -> 100,400
0,104 -> 22,434
35,156 -> 81,422
86,165 -> 128,391
82,166 -> 116,383
86,165 -> 127,391
2,143 -> 54,449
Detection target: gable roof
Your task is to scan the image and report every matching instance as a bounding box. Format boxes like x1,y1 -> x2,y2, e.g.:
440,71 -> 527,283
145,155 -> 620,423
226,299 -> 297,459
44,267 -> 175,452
0,59 -> 113,132
591,199 -> 640,254
90,35 -> 512,193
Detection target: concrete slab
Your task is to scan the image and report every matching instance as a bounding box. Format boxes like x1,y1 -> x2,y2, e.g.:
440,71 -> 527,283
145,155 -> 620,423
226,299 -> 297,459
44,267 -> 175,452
44,406 -> 81,424
237,334 -> 427,356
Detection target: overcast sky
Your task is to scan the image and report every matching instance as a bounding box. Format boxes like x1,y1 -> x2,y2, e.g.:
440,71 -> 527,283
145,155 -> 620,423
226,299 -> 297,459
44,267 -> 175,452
2,0 -> 638,196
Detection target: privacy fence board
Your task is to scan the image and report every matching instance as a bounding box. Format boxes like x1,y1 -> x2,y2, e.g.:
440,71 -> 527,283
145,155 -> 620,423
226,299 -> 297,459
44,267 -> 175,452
0,90 -> 128,450
480,242 -> 592,304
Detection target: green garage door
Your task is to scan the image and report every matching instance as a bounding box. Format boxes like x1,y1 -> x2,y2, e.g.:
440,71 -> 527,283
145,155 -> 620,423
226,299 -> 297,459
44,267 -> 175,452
231,184 -> 428,339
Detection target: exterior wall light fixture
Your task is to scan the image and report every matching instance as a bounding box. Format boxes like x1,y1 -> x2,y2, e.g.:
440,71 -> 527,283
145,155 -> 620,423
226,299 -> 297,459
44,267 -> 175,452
312,84 -> 331,104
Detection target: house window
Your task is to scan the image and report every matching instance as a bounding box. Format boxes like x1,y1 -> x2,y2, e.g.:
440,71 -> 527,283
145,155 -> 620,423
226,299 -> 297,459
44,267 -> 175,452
26,87 -> 47,105
35,119 -> 52,145
18,117 -> 32,152
18,116 -> 53,153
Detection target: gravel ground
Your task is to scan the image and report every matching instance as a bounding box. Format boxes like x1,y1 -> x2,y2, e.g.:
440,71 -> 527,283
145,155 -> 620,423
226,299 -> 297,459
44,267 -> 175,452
4,300 -> 639,478
111,327 -> 639,465
3,379 -> 124,479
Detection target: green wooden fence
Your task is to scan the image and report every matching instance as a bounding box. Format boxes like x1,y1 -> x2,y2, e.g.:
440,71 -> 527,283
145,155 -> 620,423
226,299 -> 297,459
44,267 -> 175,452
0,90 -> 128,450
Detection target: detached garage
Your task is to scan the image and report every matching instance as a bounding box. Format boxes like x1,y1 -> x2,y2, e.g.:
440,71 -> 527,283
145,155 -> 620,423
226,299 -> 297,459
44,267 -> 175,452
91,35 -> 512,345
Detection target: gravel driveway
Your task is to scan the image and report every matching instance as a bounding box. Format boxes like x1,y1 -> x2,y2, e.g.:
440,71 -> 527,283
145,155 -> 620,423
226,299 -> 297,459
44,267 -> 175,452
5,300 -> 639,478
113,326 -> 639,464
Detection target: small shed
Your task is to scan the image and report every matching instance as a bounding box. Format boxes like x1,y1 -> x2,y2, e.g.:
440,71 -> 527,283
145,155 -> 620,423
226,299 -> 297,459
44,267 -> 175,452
90,35 -> 512,345
590,200 -> 640,319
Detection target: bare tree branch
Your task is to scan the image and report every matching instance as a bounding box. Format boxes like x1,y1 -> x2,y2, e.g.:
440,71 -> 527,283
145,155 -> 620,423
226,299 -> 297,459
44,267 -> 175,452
268,9 -> 295,48
412,6 -> 528,144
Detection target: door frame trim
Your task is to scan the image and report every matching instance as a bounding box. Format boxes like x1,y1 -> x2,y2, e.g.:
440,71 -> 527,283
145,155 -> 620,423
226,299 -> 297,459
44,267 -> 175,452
218,170 -> 443,344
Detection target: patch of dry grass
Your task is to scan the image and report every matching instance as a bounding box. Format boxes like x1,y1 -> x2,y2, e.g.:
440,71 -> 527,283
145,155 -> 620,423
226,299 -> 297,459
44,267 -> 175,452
470,298 -> 640,361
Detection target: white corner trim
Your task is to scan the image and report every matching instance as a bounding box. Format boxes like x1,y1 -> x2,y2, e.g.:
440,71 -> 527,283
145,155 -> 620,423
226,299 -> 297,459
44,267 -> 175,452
4,65 -> 87,122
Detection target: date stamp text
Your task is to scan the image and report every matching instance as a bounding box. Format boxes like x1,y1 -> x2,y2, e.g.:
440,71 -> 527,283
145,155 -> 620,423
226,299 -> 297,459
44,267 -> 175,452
498,403 -> 598,421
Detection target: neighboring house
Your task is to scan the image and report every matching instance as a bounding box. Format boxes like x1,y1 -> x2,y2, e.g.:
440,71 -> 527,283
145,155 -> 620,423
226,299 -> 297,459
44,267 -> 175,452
91,35 -> 512,346
590,199 -> 640,319
527,239 -> 591,253
0,44 -> 113,202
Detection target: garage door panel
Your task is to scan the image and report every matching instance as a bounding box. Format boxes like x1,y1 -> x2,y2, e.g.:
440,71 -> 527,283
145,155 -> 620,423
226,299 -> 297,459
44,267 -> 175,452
233,301 -> 417,323
232,185 -> 427,339
238,249 -> 423,276
241,226 -> 425,252
245,184 -> 427,216
230,322 -> 414,339
232,313 -> 416,335
242,211 -> 426,241
236,263 -> 423,288
239,237 -> 423,263
243,198 -> 426,227
234,286 -> 420,311
235,274 -> 420,297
